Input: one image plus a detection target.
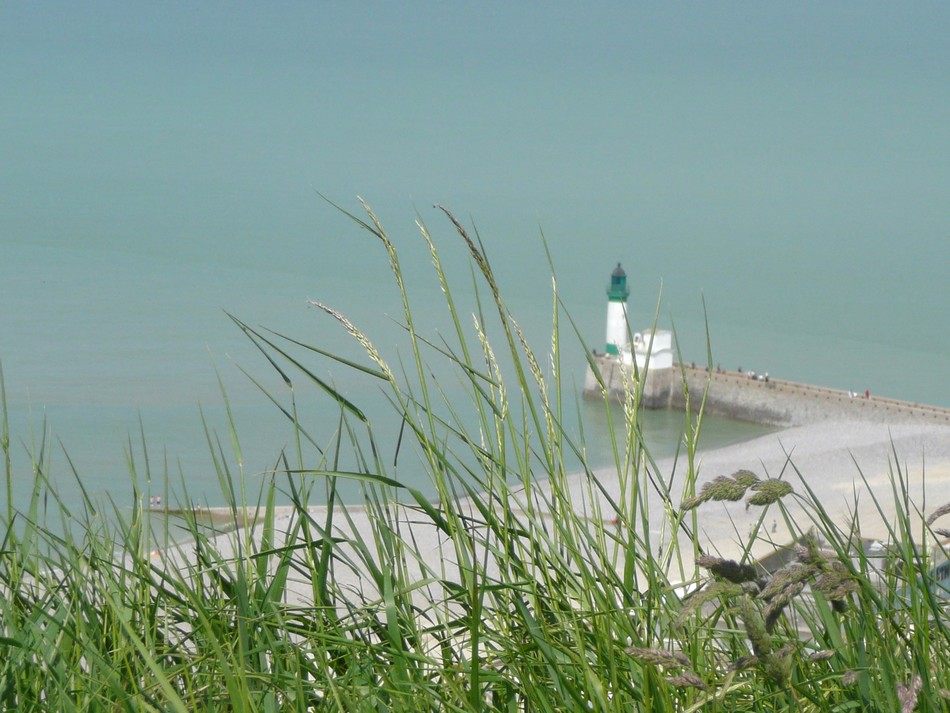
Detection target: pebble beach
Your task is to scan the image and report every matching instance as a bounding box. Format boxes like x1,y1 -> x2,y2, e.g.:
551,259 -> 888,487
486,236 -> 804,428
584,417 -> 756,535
155,417 -> 950,602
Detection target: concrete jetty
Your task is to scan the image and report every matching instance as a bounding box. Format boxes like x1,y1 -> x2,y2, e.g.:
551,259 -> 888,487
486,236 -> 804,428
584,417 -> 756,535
675,364 -> 950,426
583,261 -> 950,427
583,355 -> 950,427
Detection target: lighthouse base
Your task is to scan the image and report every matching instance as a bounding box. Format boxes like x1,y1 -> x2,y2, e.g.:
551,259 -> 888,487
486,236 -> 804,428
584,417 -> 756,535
582,354 -> 675,409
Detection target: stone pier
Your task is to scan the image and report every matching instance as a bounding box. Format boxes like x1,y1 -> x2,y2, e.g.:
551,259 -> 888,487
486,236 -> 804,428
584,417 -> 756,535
583,354 -> 676,410
583,357 -> 950,427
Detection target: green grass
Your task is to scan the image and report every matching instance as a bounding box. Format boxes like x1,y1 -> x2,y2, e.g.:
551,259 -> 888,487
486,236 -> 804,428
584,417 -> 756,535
1,202 -> 949,711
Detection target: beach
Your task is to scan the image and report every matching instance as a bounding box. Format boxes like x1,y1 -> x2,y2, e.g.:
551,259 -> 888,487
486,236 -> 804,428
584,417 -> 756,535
641,418 -> 950,570
154,417 -> 950,603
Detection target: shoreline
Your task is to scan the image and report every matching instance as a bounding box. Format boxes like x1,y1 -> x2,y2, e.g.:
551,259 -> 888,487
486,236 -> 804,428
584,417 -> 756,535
643,418 -> 950,564
158,418 -> 950,597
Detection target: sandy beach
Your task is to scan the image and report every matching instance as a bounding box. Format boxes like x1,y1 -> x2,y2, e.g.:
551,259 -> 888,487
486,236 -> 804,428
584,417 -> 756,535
156,418 -> 950,602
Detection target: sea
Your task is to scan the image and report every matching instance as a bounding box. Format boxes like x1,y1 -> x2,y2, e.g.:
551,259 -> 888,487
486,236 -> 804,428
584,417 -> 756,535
3,2 -> 950,514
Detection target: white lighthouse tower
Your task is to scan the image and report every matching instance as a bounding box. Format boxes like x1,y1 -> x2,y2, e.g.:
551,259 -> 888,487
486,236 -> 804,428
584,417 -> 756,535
585,262 -> 675,407
605,262 -> 630,356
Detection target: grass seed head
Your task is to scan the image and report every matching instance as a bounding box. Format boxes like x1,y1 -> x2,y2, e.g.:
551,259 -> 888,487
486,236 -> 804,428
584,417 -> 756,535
759,563 -> 817,600
705,474 -> 750,502
897,675 -> 923,713
746,479 -> 794,507
736,595 -> 772,660
666,672 -> 707,691
696,555 -> 759,584
764,643 -> 796,687
733,469 -> 760,487
626,647 -> 691,669
926,502 -> 950,526
726,656 -> 759,673
683,472 -> 769,512
764,581 -> 804,632
680,493 -> 707,511
795,534 -> 826,567
813,562 -> 858,602
676,582 -> 744,626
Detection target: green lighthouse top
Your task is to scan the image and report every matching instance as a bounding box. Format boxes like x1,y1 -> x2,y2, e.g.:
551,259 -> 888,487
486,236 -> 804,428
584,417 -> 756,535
607,262 -> 630,302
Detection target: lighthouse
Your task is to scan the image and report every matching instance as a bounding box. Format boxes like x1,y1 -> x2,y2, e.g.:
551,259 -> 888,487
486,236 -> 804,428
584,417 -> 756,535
605,262 -> 630,356
585,261 -> 675,406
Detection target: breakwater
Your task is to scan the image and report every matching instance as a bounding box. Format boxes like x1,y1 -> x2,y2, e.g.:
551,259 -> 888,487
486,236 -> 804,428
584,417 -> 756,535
583,355 -> 950,427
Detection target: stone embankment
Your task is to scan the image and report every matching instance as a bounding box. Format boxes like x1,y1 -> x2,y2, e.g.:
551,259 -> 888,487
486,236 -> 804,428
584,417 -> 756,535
583,354 -> 677,409
583,355 -> 950,427
675,365 -> 950,427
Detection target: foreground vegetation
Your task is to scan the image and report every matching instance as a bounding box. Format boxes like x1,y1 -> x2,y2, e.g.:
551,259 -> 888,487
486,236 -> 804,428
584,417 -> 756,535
2,203 -> 950,711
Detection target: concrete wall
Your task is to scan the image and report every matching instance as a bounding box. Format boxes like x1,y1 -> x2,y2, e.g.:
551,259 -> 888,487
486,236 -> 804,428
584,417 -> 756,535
583,356 -> 950,427
675,365 -> 950,426
583,354 -> 676,410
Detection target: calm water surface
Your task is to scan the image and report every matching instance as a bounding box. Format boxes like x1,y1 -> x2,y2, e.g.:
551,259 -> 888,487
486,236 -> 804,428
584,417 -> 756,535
2,3 -> 948,510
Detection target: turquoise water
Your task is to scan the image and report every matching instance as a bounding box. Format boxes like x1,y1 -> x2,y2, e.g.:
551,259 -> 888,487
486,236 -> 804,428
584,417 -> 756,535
2,3 -> 949,510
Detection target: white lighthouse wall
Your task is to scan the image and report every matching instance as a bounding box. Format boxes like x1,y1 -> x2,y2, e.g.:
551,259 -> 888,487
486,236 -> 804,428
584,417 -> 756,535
605,301 -> 629,354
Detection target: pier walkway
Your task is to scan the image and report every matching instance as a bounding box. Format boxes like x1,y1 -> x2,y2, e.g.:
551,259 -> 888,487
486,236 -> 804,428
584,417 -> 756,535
675,364 -> 950,427
583,354 -> 950,427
